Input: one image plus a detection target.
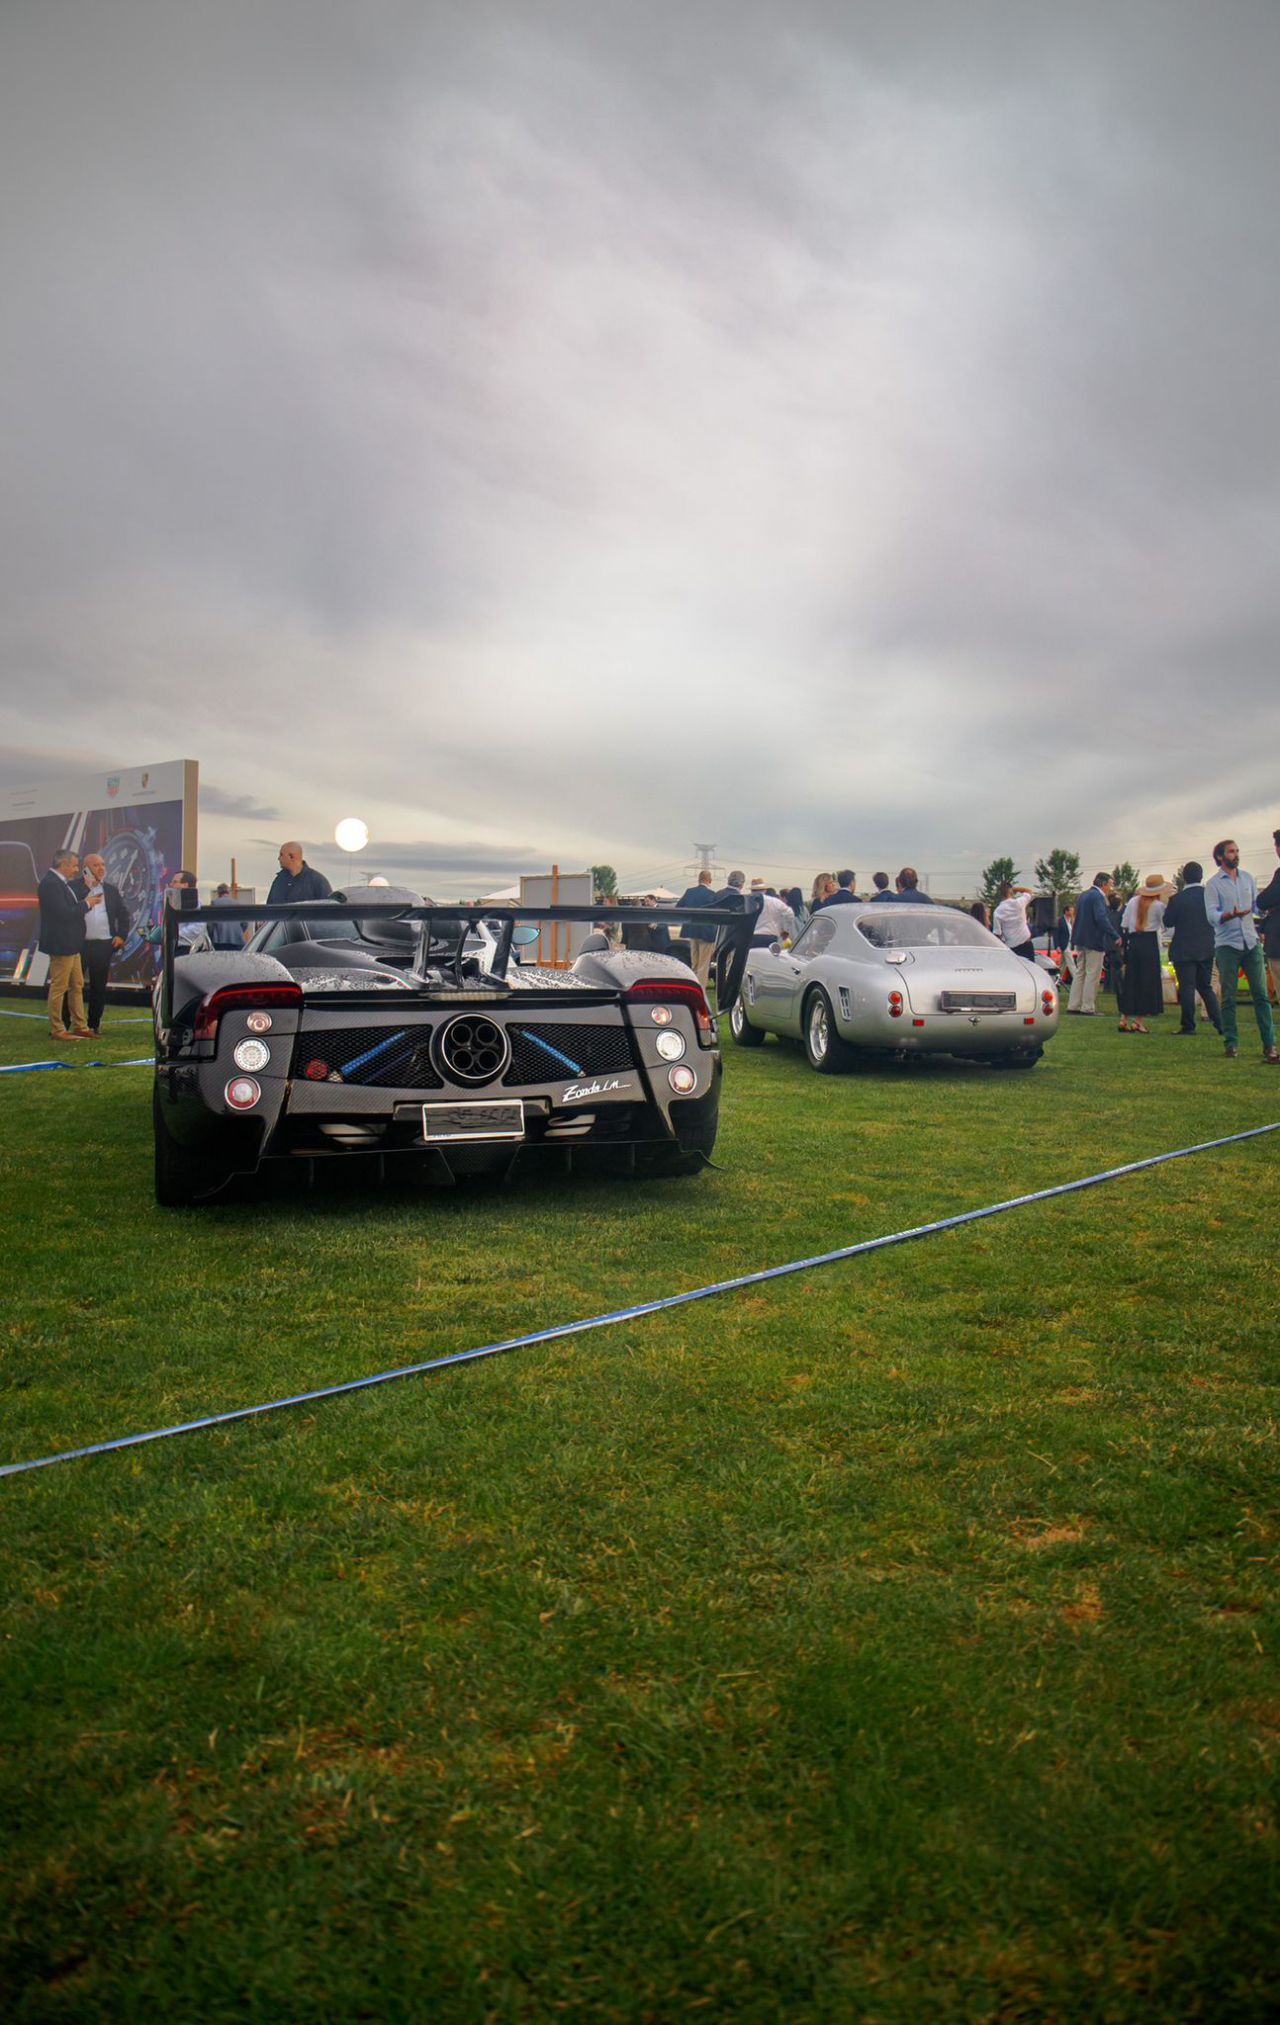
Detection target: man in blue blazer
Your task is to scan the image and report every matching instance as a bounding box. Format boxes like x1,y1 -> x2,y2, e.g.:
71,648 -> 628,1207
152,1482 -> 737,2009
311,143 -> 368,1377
676,868 -> 719,988
1067,872 -> 1119,1014
37,848 -> 92,1039
1162,861 -> 1222,1036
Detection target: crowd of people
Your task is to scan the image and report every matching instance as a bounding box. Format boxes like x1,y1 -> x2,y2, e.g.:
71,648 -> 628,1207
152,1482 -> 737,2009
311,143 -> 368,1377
665,865 -> 931,986
1049,839 -> 1280,1061
665,839 -> 1280,1065
33,841 -> 330,1038
33,833 -> 1280,1062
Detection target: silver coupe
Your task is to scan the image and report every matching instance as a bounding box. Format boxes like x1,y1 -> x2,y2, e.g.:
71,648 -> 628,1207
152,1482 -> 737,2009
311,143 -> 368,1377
729,902 -> 1059,1071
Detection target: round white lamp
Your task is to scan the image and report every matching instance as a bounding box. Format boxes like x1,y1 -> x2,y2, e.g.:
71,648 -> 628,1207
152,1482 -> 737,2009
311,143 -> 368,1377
334,817 -> 369,853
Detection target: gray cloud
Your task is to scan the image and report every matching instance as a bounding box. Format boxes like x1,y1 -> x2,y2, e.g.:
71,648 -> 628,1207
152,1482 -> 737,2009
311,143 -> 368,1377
310,838 -> 551,881
2,0 -> 1278,892
201,785 -> 281,822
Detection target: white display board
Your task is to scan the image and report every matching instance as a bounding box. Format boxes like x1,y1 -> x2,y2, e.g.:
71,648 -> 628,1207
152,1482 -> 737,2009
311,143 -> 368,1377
519,870 -> 594,967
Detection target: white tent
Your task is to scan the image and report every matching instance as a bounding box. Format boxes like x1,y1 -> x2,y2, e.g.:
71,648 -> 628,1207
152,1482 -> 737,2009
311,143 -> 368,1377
477,884 -> 520,902
648,885 -> 679,901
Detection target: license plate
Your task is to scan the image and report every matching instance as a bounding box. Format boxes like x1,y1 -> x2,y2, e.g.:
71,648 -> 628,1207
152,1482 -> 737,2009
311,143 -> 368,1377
422,1099 -> 525,1143
939,991 -> 1015,1013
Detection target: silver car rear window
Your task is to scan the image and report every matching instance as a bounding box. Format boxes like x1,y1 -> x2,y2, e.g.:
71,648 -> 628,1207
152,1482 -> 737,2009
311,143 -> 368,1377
855,908 -> 993,950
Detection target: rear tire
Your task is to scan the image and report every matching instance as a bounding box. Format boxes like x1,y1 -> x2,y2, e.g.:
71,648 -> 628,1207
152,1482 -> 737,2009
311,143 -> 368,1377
729,997 -> 765,1048
804,989 -> 857,1074
153,1085 -> 233,1206
637,1146 -> 708,1178
636,1105 -> 719,1179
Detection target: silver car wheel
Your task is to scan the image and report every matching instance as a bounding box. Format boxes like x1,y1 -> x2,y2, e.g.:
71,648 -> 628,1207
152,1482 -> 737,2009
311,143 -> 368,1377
730,996 -> 765,1048
809,995 -> 829,1060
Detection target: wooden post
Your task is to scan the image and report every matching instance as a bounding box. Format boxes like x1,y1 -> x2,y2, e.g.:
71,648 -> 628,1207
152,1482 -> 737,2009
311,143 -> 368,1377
230,856 -> 239,898
551,862 -> 560,967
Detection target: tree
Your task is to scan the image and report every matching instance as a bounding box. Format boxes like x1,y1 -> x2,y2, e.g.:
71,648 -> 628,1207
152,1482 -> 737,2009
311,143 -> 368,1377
1034,848 -> 1082,919
591,864 -> 618,902
980,856 -> 1018,908
1110,862 -> 1140,903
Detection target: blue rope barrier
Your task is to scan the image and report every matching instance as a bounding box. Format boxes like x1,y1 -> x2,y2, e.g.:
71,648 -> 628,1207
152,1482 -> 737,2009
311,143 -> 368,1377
0,1008 -> 153,1023
0,1058 -> 154,1075
3,1118 -> 1276,1482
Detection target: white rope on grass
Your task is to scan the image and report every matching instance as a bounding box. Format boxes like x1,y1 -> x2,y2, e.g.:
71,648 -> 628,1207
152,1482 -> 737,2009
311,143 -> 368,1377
2,1118 -> 1277,1481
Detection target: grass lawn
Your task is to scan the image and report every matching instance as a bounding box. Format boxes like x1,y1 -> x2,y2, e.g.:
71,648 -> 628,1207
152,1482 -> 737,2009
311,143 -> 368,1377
2,996 -> 1279,2022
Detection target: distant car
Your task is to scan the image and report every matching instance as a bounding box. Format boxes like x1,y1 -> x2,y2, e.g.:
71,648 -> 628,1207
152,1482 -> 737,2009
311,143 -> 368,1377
151,890 -> 758,1204
0,840 -> 40,969
729,902 -> 1058,1071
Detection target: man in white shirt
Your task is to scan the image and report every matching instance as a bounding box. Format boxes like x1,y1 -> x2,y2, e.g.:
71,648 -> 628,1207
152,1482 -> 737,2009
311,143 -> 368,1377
749,882 -> 798,947
991,882 -> 1036,962
71,852 -> 128,1035
1206,839 -> 1278,1062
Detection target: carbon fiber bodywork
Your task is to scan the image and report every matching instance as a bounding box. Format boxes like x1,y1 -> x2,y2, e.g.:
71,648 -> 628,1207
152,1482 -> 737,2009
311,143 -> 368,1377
151,891 -> 756,1202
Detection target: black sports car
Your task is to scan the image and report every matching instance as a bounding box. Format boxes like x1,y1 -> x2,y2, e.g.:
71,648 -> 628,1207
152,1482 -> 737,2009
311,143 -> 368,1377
151,890 -> 757,1205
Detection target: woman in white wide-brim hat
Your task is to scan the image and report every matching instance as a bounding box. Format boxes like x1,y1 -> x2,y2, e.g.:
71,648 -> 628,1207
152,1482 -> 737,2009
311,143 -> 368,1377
1117,872 -> 1175,1033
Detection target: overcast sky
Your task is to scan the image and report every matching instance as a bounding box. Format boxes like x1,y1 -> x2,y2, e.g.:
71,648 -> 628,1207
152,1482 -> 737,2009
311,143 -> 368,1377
2,0 -> 1278,894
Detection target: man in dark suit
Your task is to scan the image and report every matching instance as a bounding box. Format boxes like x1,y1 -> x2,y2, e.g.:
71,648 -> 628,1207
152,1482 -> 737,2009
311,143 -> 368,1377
1259,829 -> 1280,1010
712,869 -> 746,916
1067,872 -> 1120,1013
37,849 -> 92,1039
1163,861 -> 1222,1036
826,869 -> 859,905
676,868 -> 719,988
71,851 -> 130,1036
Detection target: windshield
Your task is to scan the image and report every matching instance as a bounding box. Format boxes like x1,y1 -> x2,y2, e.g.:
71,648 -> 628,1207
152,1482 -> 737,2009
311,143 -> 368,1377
855,908 -> 996,951
253,918 -> 362,952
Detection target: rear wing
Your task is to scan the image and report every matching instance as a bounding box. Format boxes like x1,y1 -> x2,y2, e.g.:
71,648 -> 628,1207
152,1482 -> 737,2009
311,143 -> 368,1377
161,895 -> 763,1027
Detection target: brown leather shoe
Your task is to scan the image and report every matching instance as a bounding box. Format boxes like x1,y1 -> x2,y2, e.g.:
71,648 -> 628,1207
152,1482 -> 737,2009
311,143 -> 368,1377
1265,1046 -> 1279,1065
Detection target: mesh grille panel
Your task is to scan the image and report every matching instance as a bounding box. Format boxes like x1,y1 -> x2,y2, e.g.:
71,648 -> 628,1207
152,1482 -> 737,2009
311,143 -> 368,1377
504,1021 -> 635,1087
296,1027 -> 444,1089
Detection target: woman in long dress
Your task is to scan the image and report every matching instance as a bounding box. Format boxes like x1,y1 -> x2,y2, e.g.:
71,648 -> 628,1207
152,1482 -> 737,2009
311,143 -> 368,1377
1117,874 -> 1171,1033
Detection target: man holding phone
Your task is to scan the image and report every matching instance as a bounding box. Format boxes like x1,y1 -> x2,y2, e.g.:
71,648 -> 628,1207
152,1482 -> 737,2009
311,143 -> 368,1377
71,851 -> 129,1036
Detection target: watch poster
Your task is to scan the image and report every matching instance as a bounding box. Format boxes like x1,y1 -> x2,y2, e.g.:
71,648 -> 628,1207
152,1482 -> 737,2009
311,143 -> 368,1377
1,759 -> 198,986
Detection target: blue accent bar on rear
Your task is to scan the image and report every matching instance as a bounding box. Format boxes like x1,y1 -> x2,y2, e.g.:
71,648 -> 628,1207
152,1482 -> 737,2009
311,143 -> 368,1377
343,1030 -> 411,1076
515,1028 -> 583,1075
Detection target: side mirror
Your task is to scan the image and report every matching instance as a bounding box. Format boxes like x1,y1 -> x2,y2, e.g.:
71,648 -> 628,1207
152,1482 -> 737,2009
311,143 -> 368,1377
511,924 -> 540,947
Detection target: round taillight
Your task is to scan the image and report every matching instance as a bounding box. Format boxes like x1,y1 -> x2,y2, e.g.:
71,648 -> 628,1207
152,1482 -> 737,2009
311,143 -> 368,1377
650,1005 -> 673,1025
656,1030 -> 686,1061
888,991 -> 904,1018
245,1011 -> 273,1034
668,1064 -> 697,1093
305,1060 -> 331,1081
233,1038 -> 271,1072
225,1077 -> 261,1111
1041,991 -> 1055,1015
